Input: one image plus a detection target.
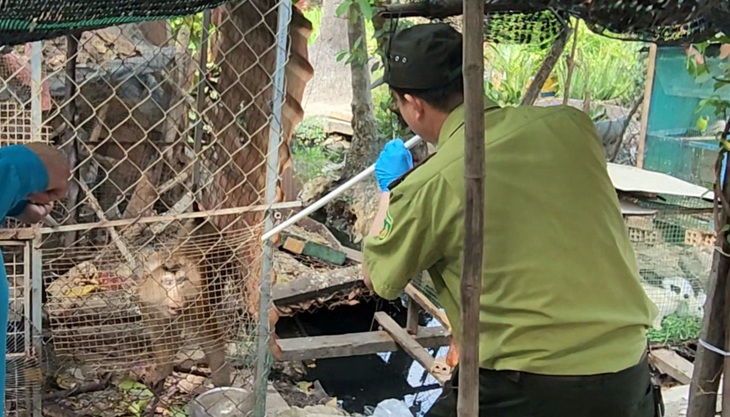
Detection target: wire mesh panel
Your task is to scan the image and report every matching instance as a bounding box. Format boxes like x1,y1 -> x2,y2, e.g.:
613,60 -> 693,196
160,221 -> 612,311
625,195 -> 714,345
0,0 -> 312,415
1,240 -> 41,417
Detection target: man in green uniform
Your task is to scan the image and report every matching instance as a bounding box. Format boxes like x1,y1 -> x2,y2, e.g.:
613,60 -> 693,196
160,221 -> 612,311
362,23 -> 663,417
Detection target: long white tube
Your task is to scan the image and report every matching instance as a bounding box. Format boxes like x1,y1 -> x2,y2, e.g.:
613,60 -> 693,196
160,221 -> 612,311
261,135 -> 423,241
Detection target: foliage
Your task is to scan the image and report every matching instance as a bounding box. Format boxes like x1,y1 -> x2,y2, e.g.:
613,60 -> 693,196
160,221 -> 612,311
291,117 -> 344,183
169,12 -> 214,51
302,7 -> 323,45
646,315 -> 701,344
686,34 -> 730,120
484,19 -> 646,106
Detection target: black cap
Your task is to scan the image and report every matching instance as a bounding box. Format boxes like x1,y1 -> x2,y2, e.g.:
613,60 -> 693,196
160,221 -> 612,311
372,23 -> 463,90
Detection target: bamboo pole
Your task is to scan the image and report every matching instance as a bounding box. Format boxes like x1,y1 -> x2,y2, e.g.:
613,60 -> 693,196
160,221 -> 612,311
458,2 -> 485,416
563,20 -> 580,106
637,43 -> 657,169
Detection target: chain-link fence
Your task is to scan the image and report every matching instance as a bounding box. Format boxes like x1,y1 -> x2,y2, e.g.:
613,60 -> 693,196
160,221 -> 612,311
0,0 -> 313,415
625,195 -> 714,345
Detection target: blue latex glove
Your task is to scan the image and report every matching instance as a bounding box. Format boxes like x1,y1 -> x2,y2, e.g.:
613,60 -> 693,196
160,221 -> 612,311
374,138 -> 414,192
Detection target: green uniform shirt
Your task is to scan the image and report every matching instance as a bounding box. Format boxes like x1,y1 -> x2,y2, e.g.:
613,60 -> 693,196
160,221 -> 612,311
363,100 -> 658,376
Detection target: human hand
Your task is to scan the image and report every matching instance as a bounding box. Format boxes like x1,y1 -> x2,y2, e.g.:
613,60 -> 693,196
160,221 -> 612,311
23,143 -> 70,204
374,138 -> 413,192
14,201 -> 53,224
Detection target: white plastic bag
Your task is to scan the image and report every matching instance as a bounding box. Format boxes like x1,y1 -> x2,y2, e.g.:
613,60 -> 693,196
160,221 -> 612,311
371,399 -> 413,417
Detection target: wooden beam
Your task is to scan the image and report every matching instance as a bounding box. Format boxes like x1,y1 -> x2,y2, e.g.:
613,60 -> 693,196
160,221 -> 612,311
272,271 -> 364,306
649,349 -> 694,385
637,43 -> 657,169
406,298 -> 421,335
405,283 -> 451,331
374,312 -> 449,384
274,326 -> 450,362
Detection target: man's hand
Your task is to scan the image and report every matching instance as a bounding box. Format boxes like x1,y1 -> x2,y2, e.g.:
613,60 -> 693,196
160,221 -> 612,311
23,143 -> 70,204
14,202 -> 53,224
374,139 -> 413,192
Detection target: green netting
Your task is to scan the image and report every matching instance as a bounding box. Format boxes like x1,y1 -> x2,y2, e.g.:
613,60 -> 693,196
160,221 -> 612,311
484,10 -> 566,49
385,0 -> 729,46
0,0 -> 227,46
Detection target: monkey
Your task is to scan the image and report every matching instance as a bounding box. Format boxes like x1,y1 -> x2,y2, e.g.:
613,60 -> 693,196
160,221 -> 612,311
134,205 -> 237,389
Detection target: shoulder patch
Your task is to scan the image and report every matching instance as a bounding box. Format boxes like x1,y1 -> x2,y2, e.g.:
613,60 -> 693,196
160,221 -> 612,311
378,211 -> 393,240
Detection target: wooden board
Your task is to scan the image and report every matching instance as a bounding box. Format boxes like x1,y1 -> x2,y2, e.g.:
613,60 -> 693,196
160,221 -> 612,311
280,233 -> 347,266
275,326 -> 450,361
649,348 -> 694,385
374,312 -> 450,384
272,266 -> 363,306
405,284 -> 451,331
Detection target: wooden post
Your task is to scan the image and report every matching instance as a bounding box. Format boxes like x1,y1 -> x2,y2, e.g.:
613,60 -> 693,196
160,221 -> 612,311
563,20 -> 580,106
406,297 -> 421,335
637,43 -> 657,169
688,122 -> 730,417
459,2 -> 485,417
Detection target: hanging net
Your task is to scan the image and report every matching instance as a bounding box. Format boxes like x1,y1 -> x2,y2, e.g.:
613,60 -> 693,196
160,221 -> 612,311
0,0 -> 228,45
382,0 -> 730,46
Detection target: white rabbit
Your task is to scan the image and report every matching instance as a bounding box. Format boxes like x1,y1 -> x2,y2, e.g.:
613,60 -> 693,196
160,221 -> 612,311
677,291 -> 707,319
641,282 -> 682,331
660,277 -> 694,300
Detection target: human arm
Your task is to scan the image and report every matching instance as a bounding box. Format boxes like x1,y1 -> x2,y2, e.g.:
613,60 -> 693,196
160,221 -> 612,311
362,192 -> 390,291
0,145 -> 50,221
362,178 -> 455,300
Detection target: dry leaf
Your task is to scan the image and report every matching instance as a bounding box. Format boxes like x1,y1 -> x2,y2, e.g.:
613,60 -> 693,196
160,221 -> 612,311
64,284 -> 99,297
296,381 -> 313,394
721,44 -> 730,60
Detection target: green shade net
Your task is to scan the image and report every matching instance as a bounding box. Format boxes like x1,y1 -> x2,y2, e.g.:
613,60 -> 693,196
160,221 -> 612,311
0,0 -> 228,45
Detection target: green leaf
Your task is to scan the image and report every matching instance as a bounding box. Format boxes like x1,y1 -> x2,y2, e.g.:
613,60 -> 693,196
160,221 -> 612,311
335,0 -> 351,17
335,51 -> 348,62
353,36 -> 362,50
357,0 -> 374,19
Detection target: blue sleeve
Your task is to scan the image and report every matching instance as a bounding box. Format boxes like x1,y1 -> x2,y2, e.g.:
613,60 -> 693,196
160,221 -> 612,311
0,145 -> 49,221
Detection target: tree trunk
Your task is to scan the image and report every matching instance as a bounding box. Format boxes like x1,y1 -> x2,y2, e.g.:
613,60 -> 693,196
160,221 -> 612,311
303,0 -> 352,116
343,7 -> 379,179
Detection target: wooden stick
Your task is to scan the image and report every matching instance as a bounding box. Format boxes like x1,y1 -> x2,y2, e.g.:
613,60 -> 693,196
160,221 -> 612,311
374,312 -> 449,384
76,179 -> 137,270
521,28 -> 571,106
406,283 -> 451,331
649,349 -> 694,385
460,2 -> 485,416
563,20 -> 580,106
406,298 -> 421,335
637,44 -> 657,169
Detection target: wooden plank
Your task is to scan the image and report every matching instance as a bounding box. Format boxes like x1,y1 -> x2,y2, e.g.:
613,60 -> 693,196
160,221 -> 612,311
637,43 -> 657,169
374,312 -> 449,384
649,348 -> 694,385
272,270 -> 362,306
275,326 -> 450,362
281,233 -> 347,266
405,284 -> 451,331
406,298 -> 420,335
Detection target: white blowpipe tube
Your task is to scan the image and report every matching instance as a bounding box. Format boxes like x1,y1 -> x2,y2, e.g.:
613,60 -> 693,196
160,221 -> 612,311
261,135 -> 423,241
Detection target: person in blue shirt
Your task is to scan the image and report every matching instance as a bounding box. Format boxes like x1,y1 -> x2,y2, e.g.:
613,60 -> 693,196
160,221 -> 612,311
0,143 -> 69,413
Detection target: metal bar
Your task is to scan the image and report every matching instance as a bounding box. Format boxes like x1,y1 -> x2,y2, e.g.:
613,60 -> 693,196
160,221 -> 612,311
261,135 -> 423,241
252,1 -> 292,416
30,235 -> 43,417
458,2 -> 485,416
23,241 -> 32,415
30,42 -> 43,142
192,9 -> 212,198
36,201 -> 302,234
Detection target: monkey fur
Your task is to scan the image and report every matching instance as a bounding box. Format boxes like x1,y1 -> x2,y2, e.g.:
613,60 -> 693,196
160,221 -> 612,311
135,207 -> 236,387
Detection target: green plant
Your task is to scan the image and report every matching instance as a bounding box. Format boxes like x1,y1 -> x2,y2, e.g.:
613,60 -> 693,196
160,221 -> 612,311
646,315 -> 702,343
687,35 -> 730,119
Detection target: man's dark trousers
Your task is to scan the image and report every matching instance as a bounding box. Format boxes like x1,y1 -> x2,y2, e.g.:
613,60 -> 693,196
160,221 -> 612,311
425,357 -> 662,417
